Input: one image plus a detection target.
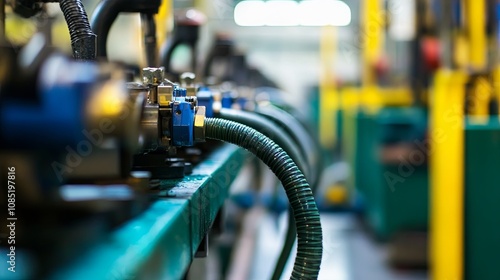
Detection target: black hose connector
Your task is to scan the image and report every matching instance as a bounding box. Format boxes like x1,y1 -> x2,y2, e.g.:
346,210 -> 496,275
59,0 -> 96,60
205,118 -> 323,279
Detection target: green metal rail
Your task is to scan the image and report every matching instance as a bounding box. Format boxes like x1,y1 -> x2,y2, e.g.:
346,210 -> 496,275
50,144 -> 247,280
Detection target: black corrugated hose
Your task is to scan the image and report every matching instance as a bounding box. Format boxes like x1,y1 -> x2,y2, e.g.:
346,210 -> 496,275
59,0 -> 96,60
217,108 -> 315,279
217,108 -> 310,179
256,104 -> 321,184
255,105 -> 323,280
205,118 -> 323,279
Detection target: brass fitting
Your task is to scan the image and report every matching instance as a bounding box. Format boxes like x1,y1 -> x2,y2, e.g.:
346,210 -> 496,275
194,106 -> 206,142
158,85 -> 173,106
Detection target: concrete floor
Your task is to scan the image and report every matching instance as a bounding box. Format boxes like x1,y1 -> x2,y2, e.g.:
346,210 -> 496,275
250,213 -> 429,280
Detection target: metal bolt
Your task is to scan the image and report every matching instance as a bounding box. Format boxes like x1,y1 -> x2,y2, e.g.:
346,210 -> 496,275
142,67 -> 165,85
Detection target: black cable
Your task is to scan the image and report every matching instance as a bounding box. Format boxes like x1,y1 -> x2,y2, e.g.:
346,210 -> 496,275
205,118 -> 323,279
59,0 -> 96,60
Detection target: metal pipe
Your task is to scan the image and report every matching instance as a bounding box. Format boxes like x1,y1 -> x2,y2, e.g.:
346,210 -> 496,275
90,0 -> 121,59
90,0 -> 161,60
141,13 -> 158,66
440,0 -> 454,69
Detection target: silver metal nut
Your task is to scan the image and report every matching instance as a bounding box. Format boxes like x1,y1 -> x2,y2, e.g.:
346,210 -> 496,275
194,106 -> 206,142
142,67 -> 165,85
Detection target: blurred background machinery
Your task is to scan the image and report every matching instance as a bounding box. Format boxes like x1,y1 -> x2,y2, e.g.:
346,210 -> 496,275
0,0 -> 324,279
1,0 -> 500,280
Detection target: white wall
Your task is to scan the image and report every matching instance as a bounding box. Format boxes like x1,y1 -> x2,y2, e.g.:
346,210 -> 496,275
200,18 -> 359,106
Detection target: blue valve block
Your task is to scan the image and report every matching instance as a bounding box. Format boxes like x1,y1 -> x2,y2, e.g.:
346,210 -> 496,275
221,93 -> 233,109
0,60 -> 97,150
173,87 -> 187,97
172,98 -> 195,146
197,89 -> 214,118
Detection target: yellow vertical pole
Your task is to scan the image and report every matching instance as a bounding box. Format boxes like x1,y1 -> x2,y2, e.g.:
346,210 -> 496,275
466,0 -> 486,71
156,0 -> 173,49
362,0 -> 384,87
431,69 -> 467,280
319,26 -> 338,149
468,76 -> 491,120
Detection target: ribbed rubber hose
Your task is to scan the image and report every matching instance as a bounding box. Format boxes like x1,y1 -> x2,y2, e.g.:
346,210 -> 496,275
256,105 -> 321,185
59,0 -> 96,60
255,105 -> 323,280
217,108 -> 310,179
205,118 -> 323,279
218,108 -> 310,279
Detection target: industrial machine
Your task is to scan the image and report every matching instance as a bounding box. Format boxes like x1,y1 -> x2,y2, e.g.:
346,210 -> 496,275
0,0 -> 324,279
317,0 -> 500,278
317,0 -> 430,267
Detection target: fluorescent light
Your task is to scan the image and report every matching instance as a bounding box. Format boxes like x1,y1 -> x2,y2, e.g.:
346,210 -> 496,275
388,0 -> 416,41
234,1 -> 267,26
299,0 -> 351,26
265,1 -> 300,26
234,0 -> 352,27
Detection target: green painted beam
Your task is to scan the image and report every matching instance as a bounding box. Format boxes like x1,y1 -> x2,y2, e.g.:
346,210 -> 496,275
464,120 -> 500,280
50,144 -> 247,280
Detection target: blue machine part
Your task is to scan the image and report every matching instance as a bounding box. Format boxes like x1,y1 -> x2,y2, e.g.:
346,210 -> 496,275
452,0 -> 461,27
237,97 -> 247,109
0,60 -> 97,150
172,99 -> 195,146
173,87 -> 187,97
497,3 -> 500,44
221,93 -> 233,109
197,89 -> 214,118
